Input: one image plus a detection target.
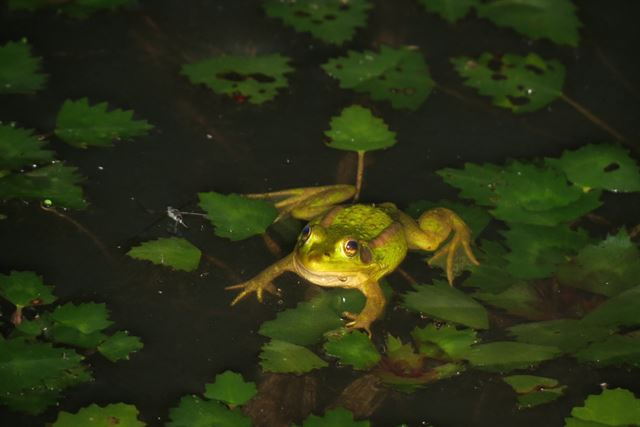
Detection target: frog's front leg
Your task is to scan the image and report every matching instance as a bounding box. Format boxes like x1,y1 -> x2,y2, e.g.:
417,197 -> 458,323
342,279 -> 386,336
246,185 -> 355,221
397,208 -> 479,284
226,254 -> 294,305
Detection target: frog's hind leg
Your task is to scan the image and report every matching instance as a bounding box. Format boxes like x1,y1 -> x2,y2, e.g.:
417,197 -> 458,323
397,209 -> 479,284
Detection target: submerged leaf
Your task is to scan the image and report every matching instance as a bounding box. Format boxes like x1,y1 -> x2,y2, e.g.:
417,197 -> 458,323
322,46 -> 434,110
508,319 -> 611,354
474,282 -> 546,320
204,371 -> 257,406
575,334 -> 640,368
0,40 -> 46,94
503,375 -> 566,409
127,237 -> 202,272
324,105 -> 397,152
97,331 -> 144,362
264,0 -> 371,45
199,192 -> 278,241
0,124 -> 53,174
53,403 -> 145,427
583,285 -> 640,329
260,340 -> 328,374
0,270 -> 56,308
323,330 -> 381,370
419,0 -> 478,23
461,341 -> 561,372
570,388 -> 640,426
298,407 -> 370,427
182,54 -> 293,104
451,53 -> 565,113
167,395 -> 251,427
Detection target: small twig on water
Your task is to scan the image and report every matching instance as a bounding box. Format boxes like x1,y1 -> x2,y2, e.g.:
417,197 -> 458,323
354,151 -> 365,202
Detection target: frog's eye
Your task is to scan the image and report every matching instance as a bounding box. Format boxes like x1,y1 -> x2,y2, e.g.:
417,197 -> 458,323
300,225 -> 312,243
344,239 -> 359,257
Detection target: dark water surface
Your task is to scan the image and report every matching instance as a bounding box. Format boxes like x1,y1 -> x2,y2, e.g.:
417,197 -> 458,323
1,1 -> 640,426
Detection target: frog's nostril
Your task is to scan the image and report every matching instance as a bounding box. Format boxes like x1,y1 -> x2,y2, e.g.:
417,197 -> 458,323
323,252 -> 331,257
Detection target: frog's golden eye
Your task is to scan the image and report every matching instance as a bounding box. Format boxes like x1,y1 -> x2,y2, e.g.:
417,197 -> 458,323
300,225 -> 312,243
344,239 -> 358,257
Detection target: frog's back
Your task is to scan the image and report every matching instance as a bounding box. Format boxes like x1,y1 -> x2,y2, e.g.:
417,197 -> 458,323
323,204 -> 394,240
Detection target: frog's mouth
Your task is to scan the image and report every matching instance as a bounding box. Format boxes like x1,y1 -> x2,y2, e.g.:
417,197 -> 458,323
293,254 -> 366,288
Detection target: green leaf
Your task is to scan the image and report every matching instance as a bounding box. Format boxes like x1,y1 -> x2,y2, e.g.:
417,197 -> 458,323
324,105 -> 397,152
50,302 -> 113,334
0,124 -> 53,175
323,330 -> 381,370
53,403 -> 145,427
503,375 -> 566,409
564,418 -> 608,427
575,334 -> 640,368
0,163 -> 87,209
127,237 -> 202,272
556,229 -> 640,296
437,162 -> 504,206
204,370 -> 257,406
474,282 -> 546,320
411,323 -> 477,359
299,407 -> 370,427
419,0 -> 478,23
0,40 -> 46,94
0,270 -> 56,308
182,54 -> 293,104
49,324 -> 107,349
463,240 -> 517,294
199,192 -> 278,241
322,46 -> 434,110
583,285 -> 640,329
406,200 -> 491,238
570,388 -> 640,426
461,341 -> 561,372
167,396 -> 251,427
402,281 -> 489,329
508,319 -> 612,354
548,144 -> 640,193
55,98 -> 152,148
475,0 -> 581,46
451,53 -> 565,113
260,339 -> 328,374
264,0 -> 371,45
97,331 -> 144,362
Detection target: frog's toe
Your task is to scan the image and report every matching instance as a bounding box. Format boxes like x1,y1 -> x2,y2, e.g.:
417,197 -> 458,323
342,312 -> 373,337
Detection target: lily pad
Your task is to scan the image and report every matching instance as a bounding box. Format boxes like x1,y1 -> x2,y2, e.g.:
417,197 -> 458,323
55,98 -> 153,148
503,375 -> 566,409
182,54 -> 293,104
97,331 -> 144,362
451,53 -> 565,113
508,319 -> 612,354
475,0 -> 581,46
204,371 -> 257,406
324,105 -> 397,152
575,334 -> 640,368
166,396 -> 251,427
323,330 -> 381,370
461,341 -> 561,372
264,0 -> 371,45
411,323 -> 477,359
322,46 -> 433,110
0,40 -> 46,94
582,285 -> 640,329
297,407 -> 370,427
0,270 -> 56,308
419,0 -> 478,23
548,144 -> 640,193
407,200 -> 491,238
50,302 -> 113,334
127,237 -> 202,272
402,281 -> 489,329
199,192 -> 278,241
0,125 -> 53,176
569,388 -> 640,426
52,403 -> 145,427
260,339 -> 328,374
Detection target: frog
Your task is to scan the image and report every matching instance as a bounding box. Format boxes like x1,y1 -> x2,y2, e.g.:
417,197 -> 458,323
226,184 -> 479,335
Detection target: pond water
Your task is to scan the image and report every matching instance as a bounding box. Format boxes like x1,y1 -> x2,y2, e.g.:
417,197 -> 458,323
1,1 -> 640,426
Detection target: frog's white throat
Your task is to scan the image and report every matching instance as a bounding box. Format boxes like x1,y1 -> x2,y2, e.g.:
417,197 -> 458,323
292,254 -> 368,289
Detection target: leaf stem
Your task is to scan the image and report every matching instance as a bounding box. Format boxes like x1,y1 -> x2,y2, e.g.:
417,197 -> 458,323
10,307 -> 22,326
354,151 -> 365,202
560,93 -> 630,146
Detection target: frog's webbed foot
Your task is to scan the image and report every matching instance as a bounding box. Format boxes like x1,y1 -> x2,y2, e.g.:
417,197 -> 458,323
226,279 -> 281,306
342,311 -> 373,337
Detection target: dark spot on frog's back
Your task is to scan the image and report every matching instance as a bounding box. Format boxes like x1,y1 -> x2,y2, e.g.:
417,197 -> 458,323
360,246 -> 372,264
320,206 -> 345,227
370,223 -> 402,249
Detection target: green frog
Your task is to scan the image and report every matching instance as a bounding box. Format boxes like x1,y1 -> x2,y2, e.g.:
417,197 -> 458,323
227,185 -> 479,335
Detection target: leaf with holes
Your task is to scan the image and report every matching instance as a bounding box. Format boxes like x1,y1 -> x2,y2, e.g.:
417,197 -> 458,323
204,371 -> 257,406
503,375 -> 566,409
55,98 -> 153,148
569,388 -> 640,426
0,163 -> 87,209
264,0 -> 371,45
297,407 -> 370,427
182,54 -> 292,104
53,403 -> 146,427
127,237 -> 202,272
451,53 -> 565,113
0,40 -> 46,94
260,340 -> 328,374
199,192 -> 278,241
0,271 -> 56,309
548,143 -> 640,193
0,125 -> 53,176
419,0 -> 479,23
323,330 -> 381,370
325,105 -> 396,152
97,331 -> 144,362
475,0 -> 581,47
322,46 -> 434,110
167,396 -> 251,427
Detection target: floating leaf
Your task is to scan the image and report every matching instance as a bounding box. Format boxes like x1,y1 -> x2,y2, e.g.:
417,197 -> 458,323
0,270 -> 56,308
475,0 -> 581,46
411,324 -> 477,359
583,285 -> 640,329
9,0 -> 136,18
97,331 -> 144,362
182,54 -> 293,104
569,388 -> 640,426
264,0 -> 371,45
204,371 -> 257,406
50,302 -> 113,334
199,192 -> 278,241
297,407 -> 370,427
260,340 -> 328,374
463,241 -> 517,294
322,46 -> 433,110
52,403 -> 145,427
474,282 -> 546,320
49,324 -> 107,349
0,40 -> 46,94
402,281 -> 489,329
451,53 -> 565,113
127,237 -> 202,272
503,375 -> 566,409
167,396 -> 251,427
437,162 -> 504,206
323,330 -> 381,370
575,335 -> 640,368
55,98 -> 152,148
0,125 -> 53,175
556,229 -> 640,296
324,105 -> 396,152
508,319 -> 611,354
419,0 -> 478,23
0,162 -> 87,209
461,341 -> 561,372
407,200 -> 491,238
